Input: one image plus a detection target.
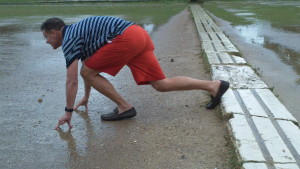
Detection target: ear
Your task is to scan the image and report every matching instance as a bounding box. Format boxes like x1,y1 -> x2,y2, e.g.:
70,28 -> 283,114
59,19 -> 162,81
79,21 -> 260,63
50,30 -> 56,36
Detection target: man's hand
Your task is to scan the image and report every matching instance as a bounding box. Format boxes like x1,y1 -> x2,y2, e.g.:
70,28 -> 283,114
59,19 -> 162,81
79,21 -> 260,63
55,112 -> 73,130
74,96 -> 89,111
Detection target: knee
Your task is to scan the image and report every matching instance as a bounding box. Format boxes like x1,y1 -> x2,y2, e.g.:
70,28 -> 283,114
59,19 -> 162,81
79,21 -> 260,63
80,66 -> 96,82
151,81 -> 168,92
80,67 -> 89,79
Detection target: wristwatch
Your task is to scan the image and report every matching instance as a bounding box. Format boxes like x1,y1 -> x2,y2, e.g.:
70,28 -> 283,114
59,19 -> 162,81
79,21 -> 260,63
65,107 -> 74,113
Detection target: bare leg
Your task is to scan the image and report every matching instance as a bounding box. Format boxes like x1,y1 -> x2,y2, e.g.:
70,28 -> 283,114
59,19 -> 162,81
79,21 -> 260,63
80,65 -> 132,113
150,76 -> 221,97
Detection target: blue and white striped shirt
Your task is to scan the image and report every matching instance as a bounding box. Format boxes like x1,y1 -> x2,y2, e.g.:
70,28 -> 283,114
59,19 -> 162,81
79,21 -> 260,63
61,16 -> 134,68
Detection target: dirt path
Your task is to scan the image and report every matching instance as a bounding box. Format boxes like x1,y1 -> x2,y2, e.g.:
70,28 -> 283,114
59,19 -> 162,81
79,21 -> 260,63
0,8 -> 232,169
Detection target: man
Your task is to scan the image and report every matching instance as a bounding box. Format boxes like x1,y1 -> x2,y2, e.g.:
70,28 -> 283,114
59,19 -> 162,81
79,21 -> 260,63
41,16 -> 229,130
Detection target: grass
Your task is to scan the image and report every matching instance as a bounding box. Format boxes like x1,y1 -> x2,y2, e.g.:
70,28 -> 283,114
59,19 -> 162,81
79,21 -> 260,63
203,2 -> 253,26
200,49 -> 211,74
214,106 -> 242,169
0,0 -> 189,3
224,134 -> 243,169
203,1 -> 300,27
0,3 -> 186,22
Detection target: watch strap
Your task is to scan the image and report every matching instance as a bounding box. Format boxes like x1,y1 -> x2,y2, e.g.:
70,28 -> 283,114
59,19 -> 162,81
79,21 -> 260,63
65,107 -> 74,113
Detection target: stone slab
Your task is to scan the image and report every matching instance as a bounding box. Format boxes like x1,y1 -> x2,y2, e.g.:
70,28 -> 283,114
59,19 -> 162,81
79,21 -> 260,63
252,116 -> 296,163
238,89 -> 269,117
211,24 -> 223,33
274,163 -> 299,169
218,52 -> 234,63
211,65 -> 268,89
227,114 -> 265,162
199,32 -> 210,41
221,89 -> 244,116
216,32 -> 231,42
206,52 -> 246,65
222,40 -> 240,53
213,41 -> 227,52
205,52 -> 220,64
243,163 -> 268,169
208,32 -> 220,41
255,89 -> 297,122
202,41 -> 215,52
230,54 -> 246,64
277,120 -> 300,156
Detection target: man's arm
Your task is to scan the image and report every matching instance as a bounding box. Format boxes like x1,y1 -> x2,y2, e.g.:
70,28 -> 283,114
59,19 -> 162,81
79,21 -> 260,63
66,59 -> 79,109
55,59 -> 78,130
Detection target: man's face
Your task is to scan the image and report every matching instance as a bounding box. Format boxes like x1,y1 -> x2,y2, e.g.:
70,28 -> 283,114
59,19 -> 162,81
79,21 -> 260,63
42,30 -> 62,49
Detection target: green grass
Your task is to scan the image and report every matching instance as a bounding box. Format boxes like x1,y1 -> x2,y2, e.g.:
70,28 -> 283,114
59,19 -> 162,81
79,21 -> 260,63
0,0 -> 189,3
203,1 -> 300,28
0,3 -> 186,24
203,2 -> 252,26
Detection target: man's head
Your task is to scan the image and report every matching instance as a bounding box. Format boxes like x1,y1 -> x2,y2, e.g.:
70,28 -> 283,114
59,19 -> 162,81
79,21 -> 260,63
41,17 -> 65,49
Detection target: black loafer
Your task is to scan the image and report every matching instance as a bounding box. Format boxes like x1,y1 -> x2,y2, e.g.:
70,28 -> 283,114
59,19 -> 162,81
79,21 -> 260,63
101,107 -> 137,121
206,80 -> 230,109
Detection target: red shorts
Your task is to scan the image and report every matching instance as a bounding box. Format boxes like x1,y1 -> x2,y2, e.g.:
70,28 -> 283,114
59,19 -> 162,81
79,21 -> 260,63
84,25 -> 166,85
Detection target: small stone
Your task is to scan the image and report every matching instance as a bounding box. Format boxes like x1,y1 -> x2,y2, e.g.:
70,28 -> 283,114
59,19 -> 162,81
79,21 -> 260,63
38,98 -> 43,103
180,155 -> 187,159
171,59 -> 174,62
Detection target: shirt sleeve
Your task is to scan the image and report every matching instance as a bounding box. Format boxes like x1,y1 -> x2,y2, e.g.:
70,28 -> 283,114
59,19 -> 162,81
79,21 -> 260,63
62,38 -> 85,68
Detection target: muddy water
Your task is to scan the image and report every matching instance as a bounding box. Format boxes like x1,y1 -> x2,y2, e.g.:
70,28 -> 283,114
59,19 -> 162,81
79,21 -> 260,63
0,3 -> 190,168
203,1 -> 300,121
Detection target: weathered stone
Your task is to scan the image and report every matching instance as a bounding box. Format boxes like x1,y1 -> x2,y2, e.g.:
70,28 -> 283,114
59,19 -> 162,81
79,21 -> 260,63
221,88 -> 244,116
255,89 -> 297,122
228,114 -> 265,162
252,116 -> 296,163
238,89 -> 269,117
274,163 -> 299,169
277,120 -> 300,156
243,163 -> 268,169
211,65 -> 268,89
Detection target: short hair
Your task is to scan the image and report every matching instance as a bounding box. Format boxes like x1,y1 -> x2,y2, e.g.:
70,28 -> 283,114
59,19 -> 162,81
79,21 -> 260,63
40,17 -> 66,32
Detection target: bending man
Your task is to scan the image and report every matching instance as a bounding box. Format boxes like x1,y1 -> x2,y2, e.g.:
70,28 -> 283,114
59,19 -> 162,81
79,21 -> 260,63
40,16 -> 229,130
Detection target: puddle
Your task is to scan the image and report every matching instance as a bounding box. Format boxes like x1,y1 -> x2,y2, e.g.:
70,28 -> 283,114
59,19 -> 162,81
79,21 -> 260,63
235,12 -> 255,16
234,24 -> 265,44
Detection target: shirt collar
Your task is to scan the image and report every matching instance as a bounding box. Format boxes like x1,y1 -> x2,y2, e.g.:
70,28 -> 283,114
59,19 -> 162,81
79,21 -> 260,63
62,25 -> 69,39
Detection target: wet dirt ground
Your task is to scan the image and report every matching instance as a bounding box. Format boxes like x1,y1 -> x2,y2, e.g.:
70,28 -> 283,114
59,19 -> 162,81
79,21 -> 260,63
0,9 -> 232,169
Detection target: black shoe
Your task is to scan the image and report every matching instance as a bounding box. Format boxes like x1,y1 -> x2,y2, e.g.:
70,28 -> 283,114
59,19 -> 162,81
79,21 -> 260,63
206,80 -> 230,109
101,107 -> 137,121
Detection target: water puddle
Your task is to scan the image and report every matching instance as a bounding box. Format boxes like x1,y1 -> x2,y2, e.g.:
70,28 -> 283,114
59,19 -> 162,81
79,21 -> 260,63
234,24 -> 265,44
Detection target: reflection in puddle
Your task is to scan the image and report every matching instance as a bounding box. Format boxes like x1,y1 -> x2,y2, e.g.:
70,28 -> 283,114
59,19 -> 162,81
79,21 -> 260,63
235,13 -> 255,16
233,21 -> 300,75
234,24 -> 265,44
143,23 -> 155,34
264,40 -> 300,74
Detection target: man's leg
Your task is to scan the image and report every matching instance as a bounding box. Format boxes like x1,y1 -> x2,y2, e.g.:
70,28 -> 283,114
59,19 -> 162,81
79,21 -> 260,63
80,65 -> 132,114
150,77 -> 229,109
150,77 -> 221,97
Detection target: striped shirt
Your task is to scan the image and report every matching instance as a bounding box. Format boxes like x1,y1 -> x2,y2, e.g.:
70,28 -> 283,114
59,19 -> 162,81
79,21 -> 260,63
61,16 -> 134,68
